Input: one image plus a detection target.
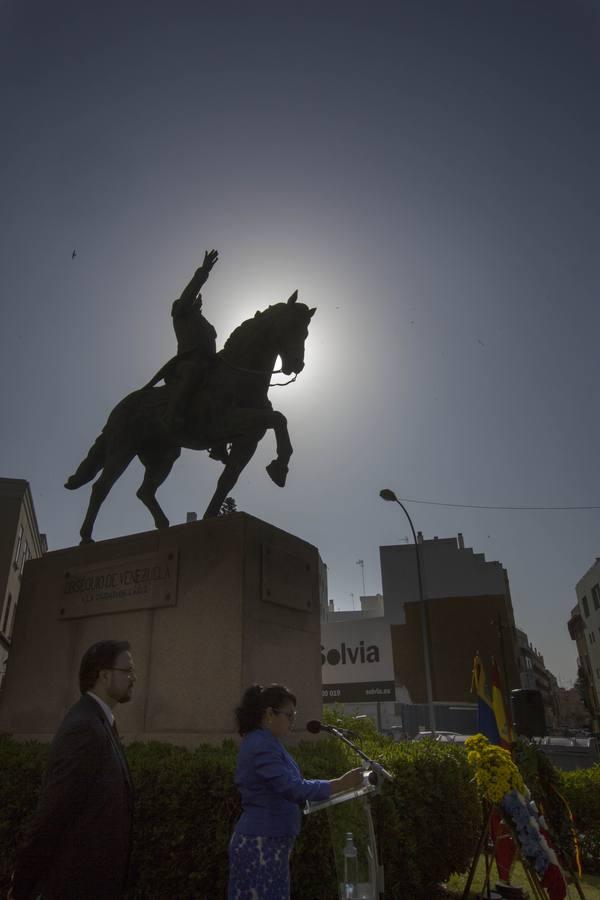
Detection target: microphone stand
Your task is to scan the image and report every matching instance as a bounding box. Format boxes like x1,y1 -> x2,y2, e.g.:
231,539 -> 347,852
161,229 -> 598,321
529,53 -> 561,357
325,726 -> 394,786
325,726 -> 391,899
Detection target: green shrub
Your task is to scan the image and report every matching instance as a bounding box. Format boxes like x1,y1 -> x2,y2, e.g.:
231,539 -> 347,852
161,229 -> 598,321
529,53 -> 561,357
378,739 -> 481,896
559,764 -> 600,874
19,724 -> 600,898
0,736 -> 48,891
513,740 -> 600,876
126,740 -> 240,899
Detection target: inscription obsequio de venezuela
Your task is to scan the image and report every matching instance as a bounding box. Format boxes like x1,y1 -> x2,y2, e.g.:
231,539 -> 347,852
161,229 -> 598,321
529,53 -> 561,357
60,548 -> 178,620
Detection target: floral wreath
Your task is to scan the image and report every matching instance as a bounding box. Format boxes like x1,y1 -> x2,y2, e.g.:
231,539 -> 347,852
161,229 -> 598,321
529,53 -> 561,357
465,734 -> 561,878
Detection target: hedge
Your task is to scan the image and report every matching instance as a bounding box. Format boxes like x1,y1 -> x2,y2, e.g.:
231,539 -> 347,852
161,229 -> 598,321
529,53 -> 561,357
513,739 -> 600,875
557,764 -> 600,873
1,717 -> 598,898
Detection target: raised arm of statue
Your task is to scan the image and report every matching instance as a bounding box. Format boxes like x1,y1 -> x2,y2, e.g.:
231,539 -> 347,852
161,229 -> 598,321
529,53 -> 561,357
177,249 -> 219,308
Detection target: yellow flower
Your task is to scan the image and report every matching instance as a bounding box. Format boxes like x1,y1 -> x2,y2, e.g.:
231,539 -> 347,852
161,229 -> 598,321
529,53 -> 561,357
465,734 -> 524,803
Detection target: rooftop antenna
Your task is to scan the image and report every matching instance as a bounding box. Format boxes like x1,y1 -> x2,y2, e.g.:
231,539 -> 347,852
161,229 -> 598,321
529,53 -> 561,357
356,559 -> 366,595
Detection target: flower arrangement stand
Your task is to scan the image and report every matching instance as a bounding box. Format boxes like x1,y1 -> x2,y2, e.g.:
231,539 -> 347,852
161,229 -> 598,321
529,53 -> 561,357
463,735 -> 587,900
461,804 -> 493,900
462,803 -> 554,900
500,813 -> 580,900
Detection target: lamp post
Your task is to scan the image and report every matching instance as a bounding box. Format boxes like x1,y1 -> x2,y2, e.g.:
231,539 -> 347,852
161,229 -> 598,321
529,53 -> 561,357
379,489 -> 436,736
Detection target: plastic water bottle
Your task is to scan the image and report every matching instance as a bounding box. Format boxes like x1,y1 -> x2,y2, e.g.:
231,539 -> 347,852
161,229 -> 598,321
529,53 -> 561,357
343,832 -> 358,900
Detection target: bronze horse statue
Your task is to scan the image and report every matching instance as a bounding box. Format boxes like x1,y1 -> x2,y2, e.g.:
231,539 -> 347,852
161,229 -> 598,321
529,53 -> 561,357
65,292 -> 315,542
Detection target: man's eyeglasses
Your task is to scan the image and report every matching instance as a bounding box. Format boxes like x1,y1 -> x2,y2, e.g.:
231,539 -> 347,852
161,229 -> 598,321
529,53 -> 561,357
107,667 -> 136,679
275,709 -> 296,722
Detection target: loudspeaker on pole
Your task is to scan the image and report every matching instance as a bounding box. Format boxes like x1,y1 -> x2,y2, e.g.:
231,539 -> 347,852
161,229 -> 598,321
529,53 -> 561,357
511,689 -> 547,738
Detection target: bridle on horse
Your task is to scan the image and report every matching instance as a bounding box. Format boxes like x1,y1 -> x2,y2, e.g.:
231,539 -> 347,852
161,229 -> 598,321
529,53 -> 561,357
218,355 -> 298,387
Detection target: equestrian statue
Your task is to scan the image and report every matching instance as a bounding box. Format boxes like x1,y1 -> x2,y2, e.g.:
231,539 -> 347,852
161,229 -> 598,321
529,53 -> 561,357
65,249 -> 315,543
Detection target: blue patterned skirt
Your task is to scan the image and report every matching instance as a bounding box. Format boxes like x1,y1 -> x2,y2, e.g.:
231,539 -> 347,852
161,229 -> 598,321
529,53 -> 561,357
228,832 -> 295,900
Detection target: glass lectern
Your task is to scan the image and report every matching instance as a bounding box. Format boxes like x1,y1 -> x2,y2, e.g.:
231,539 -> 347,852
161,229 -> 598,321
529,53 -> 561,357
304,770 -> 384,900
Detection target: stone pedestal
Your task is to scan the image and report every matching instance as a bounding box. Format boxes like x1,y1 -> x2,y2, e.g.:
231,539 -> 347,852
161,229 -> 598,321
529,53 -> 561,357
0,513 -> 325,745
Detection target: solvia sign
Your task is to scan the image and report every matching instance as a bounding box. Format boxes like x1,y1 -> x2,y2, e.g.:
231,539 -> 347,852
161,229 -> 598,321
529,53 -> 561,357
321,619 -> 395,703
321,640 -> 380,666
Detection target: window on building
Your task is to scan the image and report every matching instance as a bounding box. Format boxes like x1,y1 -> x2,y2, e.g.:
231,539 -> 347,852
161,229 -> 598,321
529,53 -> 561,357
6,602 -> 16,639
13,525 -> 23,567
1,594 -> 13,636
593,584 -> 600,611
19,540 -> 30,575
582,595 -> 590,617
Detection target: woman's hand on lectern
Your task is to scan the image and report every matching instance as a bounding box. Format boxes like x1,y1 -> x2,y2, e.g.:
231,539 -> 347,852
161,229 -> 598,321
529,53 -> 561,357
329,767 -> 364,796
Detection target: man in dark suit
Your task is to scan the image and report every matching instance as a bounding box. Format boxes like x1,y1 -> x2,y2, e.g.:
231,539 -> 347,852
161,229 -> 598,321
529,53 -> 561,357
9,640 -> 136,900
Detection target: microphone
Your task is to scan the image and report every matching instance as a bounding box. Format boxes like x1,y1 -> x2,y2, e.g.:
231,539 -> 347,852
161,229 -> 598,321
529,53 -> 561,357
306,721 -> 395,783
306,720 -> 356,737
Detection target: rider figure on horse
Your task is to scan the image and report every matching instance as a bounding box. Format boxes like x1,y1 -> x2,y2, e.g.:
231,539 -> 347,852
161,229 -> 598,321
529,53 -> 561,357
165,249 -> 228,462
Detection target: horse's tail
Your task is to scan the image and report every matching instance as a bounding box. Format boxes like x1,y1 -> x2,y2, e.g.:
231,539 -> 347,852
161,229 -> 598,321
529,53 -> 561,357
64,432 -> 106,490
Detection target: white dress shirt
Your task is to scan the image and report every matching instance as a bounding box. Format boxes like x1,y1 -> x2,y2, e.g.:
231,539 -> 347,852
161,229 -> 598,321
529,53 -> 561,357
87,691 -> 115,727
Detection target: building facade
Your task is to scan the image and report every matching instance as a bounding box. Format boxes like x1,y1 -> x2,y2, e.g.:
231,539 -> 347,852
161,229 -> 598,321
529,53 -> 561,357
568,590 -> 600,735
0,479 -> 46,693
556,686 -> 589,732
576,562 -> 600,690
321,593 -> 384,622
516,624 -> 561,729
531,646 -> 560,730
321,533 -> 523,736
380,533 -> 521,710
516,628 -> 538,690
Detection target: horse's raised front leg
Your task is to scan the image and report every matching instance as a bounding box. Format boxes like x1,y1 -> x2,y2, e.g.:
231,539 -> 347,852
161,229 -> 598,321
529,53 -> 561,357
79,450 -> 134,543
200,406 -> 293,519
203,436 -> 260,519
264,409 -> 292,488
137,447 -> 181,529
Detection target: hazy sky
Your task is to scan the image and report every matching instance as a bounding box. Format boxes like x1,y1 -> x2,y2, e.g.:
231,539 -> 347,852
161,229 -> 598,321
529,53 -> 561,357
2,1 -> 599,685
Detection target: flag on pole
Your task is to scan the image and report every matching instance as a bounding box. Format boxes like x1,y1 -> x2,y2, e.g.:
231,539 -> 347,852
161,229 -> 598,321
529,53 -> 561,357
471,652 -> 501,744
471,654 -> 517,884
491,657 -> 512,748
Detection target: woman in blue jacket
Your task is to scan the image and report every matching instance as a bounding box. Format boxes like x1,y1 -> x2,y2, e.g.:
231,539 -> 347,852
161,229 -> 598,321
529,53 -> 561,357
228,683 -> 363,900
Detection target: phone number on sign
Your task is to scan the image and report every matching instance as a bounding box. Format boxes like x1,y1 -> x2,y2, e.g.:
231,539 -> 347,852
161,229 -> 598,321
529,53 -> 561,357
321,688 -> 342,698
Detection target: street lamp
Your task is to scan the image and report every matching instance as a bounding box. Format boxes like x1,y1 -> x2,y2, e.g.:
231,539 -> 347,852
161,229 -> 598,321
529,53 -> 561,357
379,489 -> 436,736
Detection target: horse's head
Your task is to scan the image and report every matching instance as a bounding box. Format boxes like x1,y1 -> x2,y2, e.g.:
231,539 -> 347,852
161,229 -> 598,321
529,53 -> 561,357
273,291 -> 316,375
222,291 -> 316,378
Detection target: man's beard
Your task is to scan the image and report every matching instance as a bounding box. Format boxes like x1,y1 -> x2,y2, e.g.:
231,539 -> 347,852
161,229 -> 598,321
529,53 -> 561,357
109,685 -> 133,705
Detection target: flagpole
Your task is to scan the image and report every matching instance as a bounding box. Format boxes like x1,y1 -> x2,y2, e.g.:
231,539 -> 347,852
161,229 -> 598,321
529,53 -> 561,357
495,613 -> 513,741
